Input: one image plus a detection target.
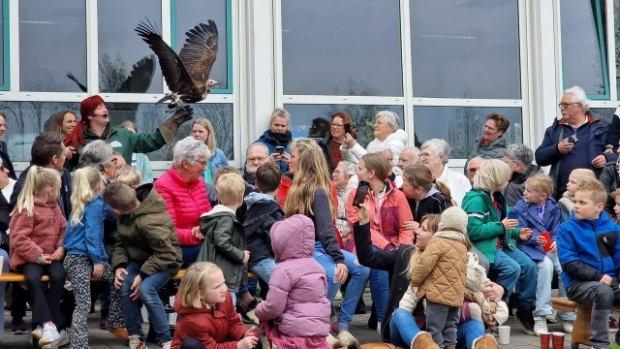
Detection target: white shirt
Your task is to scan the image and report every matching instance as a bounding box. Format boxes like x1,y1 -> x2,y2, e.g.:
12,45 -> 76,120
438,165 -> 472,206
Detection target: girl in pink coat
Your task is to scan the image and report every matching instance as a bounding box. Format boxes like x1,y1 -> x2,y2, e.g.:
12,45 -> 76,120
255,214 -> 332,349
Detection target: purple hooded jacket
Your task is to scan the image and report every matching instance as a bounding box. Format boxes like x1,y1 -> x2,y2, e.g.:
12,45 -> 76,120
254,214 -> 331,338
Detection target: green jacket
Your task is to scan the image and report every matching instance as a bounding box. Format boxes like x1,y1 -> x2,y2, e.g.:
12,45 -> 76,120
111,184 -> 183,277
197,205 -> 247,293
66,125 -> 166,171
461,188 -> 520,264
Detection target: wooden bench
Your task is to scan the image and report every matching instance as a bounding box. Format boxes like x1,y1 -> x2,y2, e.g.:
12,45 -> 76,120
552,297 -> 591,349
0,270 -> 255,282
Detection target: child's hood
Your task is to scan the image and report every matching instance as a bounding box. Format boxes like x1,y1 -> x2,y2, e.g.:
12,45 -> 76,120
270,214 -> 315,262
129,184 -> 166,217
200,204 -> 236,219
431,230 -> 467,245
244,192 -> 275,209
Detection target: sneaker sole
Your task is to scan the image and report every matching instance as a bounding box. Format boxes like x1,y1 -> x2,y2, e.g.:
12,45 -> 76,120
12,330 -> 28,335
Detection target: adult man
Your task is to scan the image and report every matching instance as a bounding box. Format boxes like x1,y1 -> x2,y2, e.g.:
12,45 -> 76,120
466,157 -> 484,186
503,144 -> 543,208
535,86 -> 616,198
243,143 -> 270,187
398,146 -> 420,171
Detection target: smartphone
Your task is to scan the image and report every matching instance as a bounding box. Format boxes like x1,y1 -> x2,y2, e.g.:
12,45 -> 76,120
353,181 -> 370,207
275,146 -> 284,154
344,123 -> 352,134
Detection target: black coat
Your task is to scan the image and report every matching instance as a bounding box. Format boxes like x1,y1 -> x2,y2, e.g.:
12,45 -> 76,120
406,190 -> 452,223
600,161 -> 620,220
10,165 -> 72,219
0,141 -> 16,180
243,199 -> 284,266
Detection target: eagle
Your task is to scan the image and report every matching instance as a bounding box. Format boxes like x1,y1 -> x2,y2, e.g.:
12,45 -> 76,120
136,19 -> 219,108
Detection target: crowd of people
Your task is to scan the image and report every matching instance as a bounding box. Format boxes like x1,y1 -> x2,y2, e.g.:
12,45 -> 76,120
1,84 -> 620,349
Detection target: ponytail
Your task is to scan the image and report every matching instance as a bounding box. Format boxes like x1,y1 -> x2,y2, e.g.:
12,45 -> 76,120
434,180 -> 457,207
12,166 -> 60,217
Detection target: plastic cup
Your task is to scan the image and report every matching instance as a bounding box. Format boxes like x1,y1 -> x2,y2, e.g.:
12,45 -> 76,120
507,211 -> 519,220
498,325 -> 510,345
540,232 -> 552,252
552,332 -> 565,349
539,331 -> 550,349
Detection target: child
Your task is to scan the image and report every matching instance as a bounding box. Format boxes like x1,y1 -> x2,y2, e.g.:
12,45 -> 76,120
116,165 -> 142,188
170,262 -> 260,349
557,179 -> 620,349
63,166 -> 114,349
513,174 -> 574,334
401,164 -> 454,223
9,166 -> 67,347
102,181 -> 183,349
255,214 -> 332,349
611,188 -> 620,224
557,168 -> 596,222
409,207 -> 469,349
198,172 -> 249,305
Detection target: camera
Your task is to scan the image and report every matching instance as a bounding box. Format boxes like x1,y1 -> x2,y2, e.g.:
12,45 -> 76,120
566,134 -> 578,144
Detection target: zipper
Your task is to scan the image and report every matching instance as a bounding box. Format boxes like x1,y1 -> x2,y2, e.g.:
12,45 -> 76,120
591,221 -> 604,273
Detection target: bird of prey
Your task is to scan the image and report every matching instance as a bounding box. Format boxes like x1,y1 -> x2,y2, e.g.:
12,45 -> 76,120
136,19 -> 219,108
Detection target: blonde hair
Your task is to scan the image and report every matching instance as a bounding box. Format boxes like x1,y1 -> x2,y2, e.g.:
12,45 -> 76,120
403,164 -> 457,206
284,148 -> 337,218
215,173 -> 245,205
473,159 -> 512,192
116,165 -> 142,188
405,214 -> 441,280
178,262 -> 222,309
576,179 -> 607,205
525,174 -> 554,197
192,119 -> 217,157
70,167 -> 103,226
12,166 -> 61,217
570,168 -> 596,183
289,137 -> 321,156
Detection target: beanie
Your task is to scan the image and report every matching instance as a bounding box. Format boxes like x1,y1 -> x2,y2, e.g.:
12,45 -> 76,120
438,206 -> 468,235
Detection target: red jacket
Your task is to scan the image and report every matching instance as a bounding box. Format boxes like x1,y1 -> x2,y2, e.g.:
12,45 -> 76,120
9,197 -> 67,270
155,167 -> 212,246
171,292 -> 248,349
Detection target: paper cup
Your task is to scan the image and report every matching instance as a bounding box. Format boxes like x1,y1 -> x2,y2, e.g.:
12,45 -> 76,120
498,325 -> 510,345
552,332 -> 565,349
539,331 -> 550,349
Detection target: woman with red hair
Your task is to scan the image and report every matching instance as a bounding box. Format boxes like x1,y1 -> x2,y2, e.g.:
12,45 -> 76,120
64,95 -> 194,171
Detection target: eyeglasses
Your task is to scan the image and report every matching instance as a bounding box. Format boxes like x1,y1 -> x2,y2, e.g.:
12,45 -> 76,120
247,156 -> 267,162
92,113 -> 109,118
375,121 -> 389,126
110,158 -> 118,164
558,103 -> 579,109
330,123 -> 343,128
418,152 -> 432,159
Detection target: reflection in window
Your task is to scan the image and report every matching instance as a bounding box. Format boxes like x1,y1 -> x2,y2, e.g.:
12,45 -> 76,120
283,104 -> 404,149
561,0 -> 608,97
281,0 -> 402,96
175,0 -> 229,90
0,1 -> 5,87
413,107 -> 522,159
19,0 -> 86,92
98,0 -> 162,93
410,0 -> 520,99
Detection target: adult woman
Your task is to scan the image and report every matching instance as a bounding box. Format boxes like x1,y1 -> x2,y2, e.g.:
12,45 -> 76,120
46,110 -> 77,138
467,113 -> 510,162
255,108 -> 293,174
118,121 -> 154,184
319,112 -> 356,172
462,159 -> 538,334
333,160 -> 356,250
419,139 -> 471,206
154,137 -> 212,267
191,119 -> 229,185
0,113 -> 15,180
64,95 -> 193,171
78,141 -> 121,185
353,208 -> 499,349
345,153 -> 414,332
341,110 -> 407,167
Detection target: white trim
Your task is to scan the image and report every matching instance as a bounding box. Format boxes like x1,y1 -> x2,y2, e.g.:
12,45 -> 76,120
400,0 -> 415,147
161,0 -> 171,96
0,91 -> 234,103
606,0 -> 617,101
519,0 -> 531,147
282,95 -> 406,106
9,0 -> 19,91
273,0 -> 283,109
86,0 -> 98,95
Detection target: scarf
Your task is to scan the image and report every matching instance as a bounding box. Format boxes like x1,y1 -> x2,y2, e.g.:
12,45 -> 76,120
268,130 -> 292,146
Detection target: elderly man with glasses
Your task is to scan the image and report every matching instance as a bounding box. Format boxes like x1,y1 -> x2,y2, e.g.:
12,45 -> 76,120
535,86 -> 616,199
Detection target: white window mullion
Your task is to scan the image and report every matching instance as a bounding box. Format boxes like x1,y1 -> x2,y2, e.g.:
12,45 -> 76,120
9,0 -> 19,92
519,0 -> 531,147
161,0 -> 171,96
606,0 -> 617,101
400,0 -> 415,147
272,0 -> 283,108
86,0 -> 98,95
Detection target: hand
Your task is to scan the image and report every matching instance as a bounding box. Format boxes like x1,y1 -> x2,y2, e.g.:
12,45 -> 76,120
130,274 -> 142,301
334,263 -> 349,284
280,152 -> 291,164
342,133 -> 358,149
592,155 -> 607,169
557,139 -> 574,154
518,228 -> 533,241
236,335 -> 258,349
243,250 -> 250,264
177,105 -> 194,121
65,146 -> 76,160
403,220 -> 420,232
601,274 -> 612,285
501,218 -> 518,230
37,254 -> 53,265
482,281 -> 505,301
192,226 -> 204,241
114,268 -> 128,290
50,247 -> 65,260
354,199 -> 370,224
244,326 -> 256,338
550,241 -> 557,254
536,234 -> 547,247
92,263 -> 104,279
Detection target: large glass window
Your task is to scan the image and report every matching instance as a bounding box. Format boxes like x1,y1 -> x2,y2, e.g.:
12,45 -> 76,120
413,107 -> 522,159
410,0 -> 520,99
0,1 -> 6,89
281,0 -> 402,96
175,0 -> 229,91
98,0 -> 163,93
19,0 -> 86,92
283,104 -> 404,148
561,0 -> 608,98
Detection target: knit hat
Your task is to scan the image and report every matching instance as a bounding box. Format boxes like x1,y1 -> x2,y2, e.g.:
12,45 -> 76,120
438,207 -> 468,235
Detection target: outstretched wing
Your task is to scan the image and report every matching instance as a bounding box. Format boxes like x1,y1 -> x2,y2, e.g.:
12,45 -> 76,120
118,54 -> 156,93
178,20 -> 218,94
66,73 -> 87,92
135,20 -> 196,95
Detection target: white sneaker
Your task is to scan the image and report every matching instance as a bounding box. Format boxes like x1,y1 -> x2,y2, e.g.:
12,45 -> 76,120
533,316 -> 548,336
38,324 -> 60,347
129,335 -> 148,349
160,341 -> 171,349
32,325 -> 43,339
377,321 -> 382,335
42,329 -> 70,349
555,315 -> 574,333
546,313 -> 558,323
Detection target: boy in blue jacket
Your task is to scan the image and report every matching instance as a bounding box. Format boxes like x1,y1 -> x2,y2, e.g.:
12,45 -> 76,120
557,179 -> 620,349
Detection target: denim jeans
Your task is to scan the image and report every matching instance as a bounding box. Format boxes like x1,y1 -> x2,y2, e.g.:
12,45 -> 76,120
181,245 -> 202,268
501,248 -> 537,308
533,256 -> 553,317
546,252 -> 576,321
369,246 -> 389,322
489,248 -> 520,302
337,249 -> 370,331
119,262 -> 172,344
250,258 -> 276,284
389,308 -> 485,349
313,241 -> 340,302
0,248 -> 8,333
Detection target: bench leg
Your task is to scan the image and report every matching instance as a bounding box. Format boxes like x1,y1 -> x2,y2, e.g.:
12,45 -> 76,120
572,304 -> 592,348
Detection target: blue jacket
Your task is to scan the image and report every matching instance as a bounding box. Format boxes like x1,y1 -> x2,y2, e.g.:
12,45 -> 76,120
535,112 -> 617,195
204,148 -> 229,184
255,131 -> 292,174
63,196 -> 109,264
514,197 -> 561,261
557,210 -> 620,290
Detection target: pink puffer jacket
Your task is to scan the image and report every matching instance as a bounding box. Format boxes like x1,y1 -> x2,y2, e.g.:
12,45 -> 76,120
155,167 -> 212,246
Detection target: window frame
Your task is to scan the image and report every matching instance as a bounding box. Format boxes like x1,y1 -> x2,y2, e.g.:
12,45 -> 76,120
0,0 -> 9,91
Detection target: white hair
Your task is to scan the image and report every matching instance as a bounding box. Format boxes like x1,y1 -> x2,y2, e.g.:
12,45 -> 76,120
421,138 -> 451,165
79,140 -> 113,172
376,110 -> 400,130
564,86 -> 590,112
246,142 -> 269,158
173,137 -> 211,167
269,108 -> 290,125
